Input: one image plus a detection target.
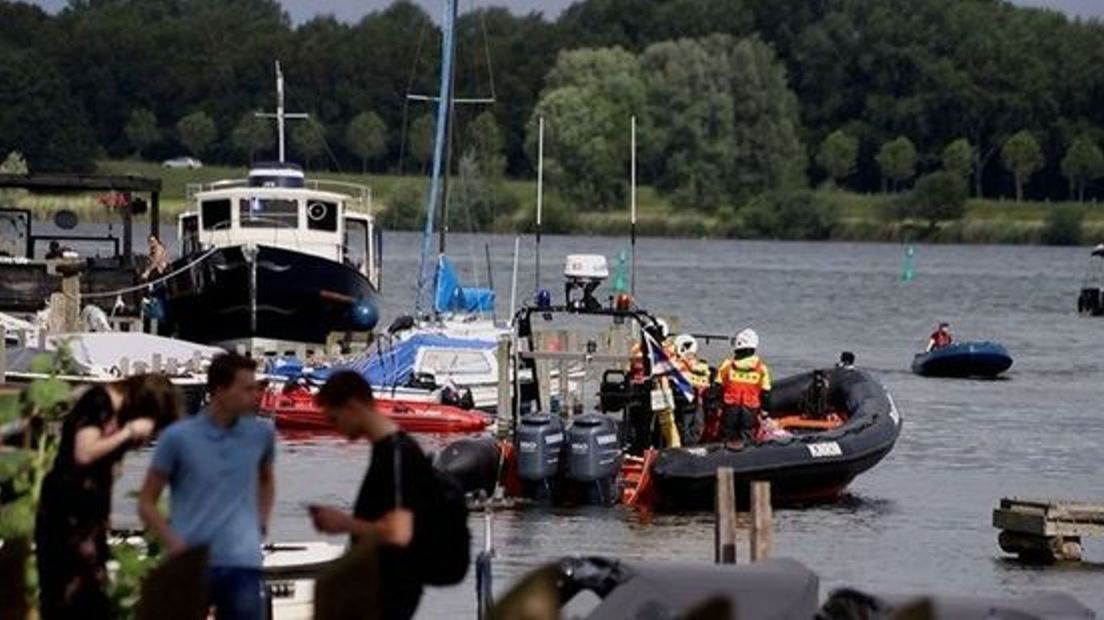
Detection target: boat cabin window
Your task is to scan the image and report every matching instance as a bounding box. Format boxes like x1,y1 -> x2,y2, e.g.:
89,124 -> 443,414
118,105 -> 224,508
201,199 -> 231,230
420,349 -> 493,376
239,198 -> 298,228
306,200 -> 338,232
344,218 -> 368,270
181,214 -> 200,254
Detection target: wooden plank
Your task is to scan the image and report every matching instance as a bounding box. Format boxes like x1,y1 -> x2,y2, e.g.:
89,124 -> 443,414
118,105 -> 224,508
750,481 -> 773,562
714,467 -> 737,564
993,509 -> 1104,538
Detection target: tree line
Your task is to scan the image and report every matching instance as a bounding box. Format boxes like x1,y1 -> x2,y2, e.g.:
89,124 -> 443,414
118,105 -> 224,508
4,0 -> 1104,207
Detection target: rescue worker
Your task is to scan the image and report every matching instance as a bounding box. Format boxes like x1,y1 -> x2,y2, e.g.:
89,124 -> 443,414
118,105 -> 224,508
926,322 -> 953,352
673,334 -> 710,444
626,319 -> 681,450
714,328 -> 771,443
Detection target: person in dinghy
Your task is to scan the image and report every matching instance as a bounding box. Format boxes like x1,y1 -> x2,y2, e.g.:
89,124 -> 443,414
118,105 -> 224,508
926,322 -> 954,352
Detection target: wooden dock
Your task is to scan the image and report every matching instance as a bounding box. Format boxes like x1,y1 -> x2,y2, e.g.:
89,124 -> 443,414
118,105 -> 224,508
993,497 -> 1104,563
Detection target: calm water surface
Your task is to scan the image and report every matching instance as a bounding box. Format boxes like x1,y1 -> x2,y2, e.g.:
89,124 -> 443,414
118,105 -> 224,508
114,232 -> 1104,615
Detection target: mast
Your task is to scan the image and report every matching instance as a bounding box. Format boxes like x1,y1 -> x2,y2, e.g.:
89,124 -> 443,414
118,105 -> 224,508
439,6 -> 459,258
256,61 -> 308,163
535,116 -> 544,292
415,0 -> 459,315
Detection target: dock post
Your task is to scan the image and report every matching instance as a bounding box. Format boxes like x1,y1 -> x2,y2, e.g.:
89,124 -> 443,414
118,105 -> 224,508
60,269 -> 81,333
714,467 -> 737,564
750,481 -> 773,562
1,326 -> 7,382
495,336 -> 511,439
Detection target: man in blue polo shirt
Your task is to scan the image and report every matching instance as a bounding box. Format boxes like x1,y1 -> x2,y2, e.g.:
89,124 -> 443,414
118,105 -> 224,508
138,353 -> 275,620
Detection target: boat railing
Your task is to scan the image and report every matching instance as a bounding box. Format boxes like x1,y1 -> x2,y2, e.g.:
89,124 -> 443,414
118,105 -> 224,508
185,179 -> 373,213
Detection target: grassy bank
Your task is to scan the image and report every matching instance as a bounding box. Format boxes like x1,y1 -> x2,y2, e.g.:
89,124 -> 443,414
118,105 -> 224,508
5,160 -> 1103,245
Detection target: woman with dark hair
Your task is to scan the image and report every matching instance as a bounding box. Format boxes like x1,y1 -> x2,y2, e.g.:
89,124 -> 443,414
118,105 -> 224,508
35,374 -> 183,620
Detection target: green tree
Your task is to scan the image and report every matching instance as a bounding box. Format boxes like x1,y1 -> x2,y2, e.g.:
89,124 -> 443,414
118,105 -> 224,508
530,46 -> 643,208
231,113 -> 273,163
345,111 -> 387,173
1060,136 -> 1104,201
875,136 -> 918,192
1001,130 -> 1044,202
640,35 -> 804,210
465,111 -> 506,179
290,118 -> 327,170
124,108 -> 159,159
741,190 -> 837,240
408,113 -> 436,170
1041,204 -> 1084,246
942,138 -> 974,181
906,171 -> 969,229
816,130 -> 859,186
176,111 -> 217,158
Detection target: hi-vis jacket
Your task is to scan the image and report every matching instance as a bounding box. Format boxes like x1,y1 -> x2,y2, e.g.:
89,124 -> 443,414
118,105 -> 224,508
715,355 -> 771,408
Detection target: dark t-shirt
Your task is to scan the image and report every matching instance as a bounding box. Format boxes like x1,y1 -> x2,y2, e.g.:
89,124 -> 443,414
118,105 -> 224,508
353,432 -> 435,620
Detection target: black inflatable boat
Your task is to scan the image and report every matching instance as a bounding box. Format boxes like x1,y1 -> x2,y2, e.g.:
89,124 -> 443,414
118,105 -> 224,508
649,367 -> 902,509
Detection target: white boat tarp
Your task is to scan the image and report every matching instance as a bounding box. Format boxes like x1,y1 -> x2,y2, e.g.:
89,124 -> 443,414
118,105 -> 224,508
46,332 -> 225,376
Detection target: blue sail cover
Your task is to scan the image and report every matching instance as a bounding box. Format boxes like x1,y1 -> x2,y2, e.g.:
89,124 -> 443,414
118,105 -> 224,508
341,333 -> 495,387
434,256 -> 495,314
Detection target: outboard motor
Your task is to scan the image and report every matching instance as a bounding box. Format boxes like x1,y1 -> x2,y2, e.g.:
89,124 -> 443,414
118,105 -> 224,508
516,413 -> 565,500
435,436 -> 501,496
566,414 -> 621,505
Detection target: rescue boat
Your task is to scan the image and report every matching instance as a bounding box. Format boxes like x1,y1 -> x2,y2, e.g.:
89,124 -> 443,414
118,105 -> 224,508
911,341 -> 1013,378
258,381 -> 491,435
644,367 -> 901,509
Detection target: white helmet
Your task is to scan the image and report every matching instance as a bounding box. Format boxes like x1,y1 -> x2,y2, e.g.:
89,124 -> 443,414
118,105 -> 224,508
674,334 -> 698,357
734,328 -> 759,351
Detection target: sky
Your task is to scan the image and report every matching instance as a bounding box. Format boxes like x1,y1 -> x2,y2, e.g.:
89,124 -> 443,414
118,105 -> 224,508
21,0 -> 1104,24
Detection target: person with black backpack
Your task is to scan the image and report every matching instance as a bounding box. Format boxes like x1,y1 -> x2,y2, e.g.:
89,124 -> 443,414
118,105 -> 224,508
308,371 -> 471,619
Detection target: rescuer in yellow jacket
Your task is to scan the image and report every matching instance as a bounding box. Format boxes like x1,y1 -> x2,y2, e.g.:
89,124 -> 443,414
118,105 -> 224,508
714,328 -> 771,442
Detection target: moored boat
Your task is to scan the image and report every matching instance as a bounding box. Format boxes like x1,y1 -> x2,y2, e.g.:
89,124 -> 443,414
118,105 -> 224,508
911,341 -> 1013,378
259,381 -> 491,435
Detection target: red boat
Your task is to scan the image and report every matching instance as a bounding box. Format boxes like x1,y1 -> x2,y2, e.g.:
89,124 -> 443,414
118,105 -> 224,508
259,384 -> 491,435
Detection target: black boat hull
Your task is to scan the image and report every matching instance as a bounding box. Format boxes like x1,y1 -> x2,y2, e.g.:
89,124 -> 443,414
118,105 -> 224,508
155,244 -> 379,345
651,368 -> 902,509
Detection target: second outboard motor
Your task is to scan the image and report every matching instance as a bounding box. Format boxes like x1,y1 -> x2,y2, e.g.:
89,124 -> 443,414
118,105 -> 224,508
567,414 -> 621,505
516,413 -> 565,500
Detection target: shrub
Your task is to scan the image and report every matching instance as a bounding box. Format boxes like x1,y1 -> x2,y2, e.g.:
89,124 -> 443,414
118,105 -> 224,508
740,190 -> 838,240
905,171 -> 968,228
380,182 -> 426,231
1040,205 -> 1085,246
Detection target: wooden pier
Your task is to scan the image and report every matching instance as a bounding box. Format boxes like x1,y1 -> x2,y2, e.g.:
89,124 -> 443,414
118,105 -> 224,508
993,497 -> 1104,563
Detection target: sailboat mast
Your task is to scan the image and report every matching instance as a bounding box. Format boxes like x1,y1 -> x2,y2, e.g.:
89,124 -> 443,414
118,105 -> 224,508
439,2 -> 459,257
414,0 -> 460,315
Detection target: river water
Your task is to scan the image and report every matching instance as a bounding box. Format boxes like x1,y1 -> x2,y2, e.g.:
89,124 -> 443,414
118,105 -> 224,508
113,231 -> 1104,615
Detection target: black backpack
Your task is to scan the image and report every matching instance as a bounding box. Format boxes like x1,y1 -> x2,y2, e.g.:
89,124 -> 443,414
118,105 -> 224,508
395,444 -> 471,586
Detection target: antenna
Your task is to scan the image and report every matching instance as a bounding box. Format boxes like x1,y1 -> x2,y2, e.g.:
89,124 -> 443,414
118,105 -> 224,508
630,115 -> 637,296
535,116 -> 544,292
256,61 -> 309,163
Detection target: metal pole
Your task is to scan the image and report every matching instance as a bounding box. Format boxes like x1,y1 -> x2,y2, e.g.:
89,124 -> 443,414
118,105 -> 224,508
475,496 -> 495,620
484,242 -> 496,322
535,116 -> 544,292
439,0 -> 460,258
276,61 -> 285,162
630,115 -> 637,296
508,236 -> 520,321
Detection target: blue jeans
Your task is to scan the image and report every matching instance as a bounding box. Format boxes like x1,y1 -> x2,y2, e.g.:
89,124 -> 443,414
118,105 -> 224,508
207,567 -> 265,620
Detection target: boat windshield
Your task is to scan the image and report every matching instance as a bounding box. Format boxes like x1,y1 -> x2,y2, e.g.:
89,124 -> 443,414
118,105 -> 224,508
239,197 -> 298,228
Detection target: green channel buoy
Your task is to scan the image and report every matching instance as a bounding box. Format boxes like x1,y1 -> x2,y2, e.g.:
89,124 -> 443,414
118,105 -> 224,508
901,245 -> 915,282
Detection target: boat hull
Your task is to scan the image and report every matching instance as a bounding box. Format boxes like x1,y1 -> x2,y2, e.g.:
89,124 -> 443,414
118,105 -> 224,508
156,244 -> 378,345
911,341 -> 1012,378
259,385 -> 491,435
649,368 -> 902,509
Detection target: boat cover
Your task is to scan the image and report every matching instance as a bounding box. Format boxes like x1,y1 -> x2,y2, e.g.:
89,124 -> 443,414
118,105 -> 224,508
46,332 -> 224,376
435,256 -> 494,314
340,333 -> 495,387
821,588 -> 1094,619
585,558 -> 818,619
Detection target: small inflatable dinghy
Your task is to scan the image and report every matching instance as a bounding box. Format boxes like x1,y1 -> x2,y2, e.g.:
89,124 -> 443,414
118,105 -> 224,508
911,341 -> 1012,378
